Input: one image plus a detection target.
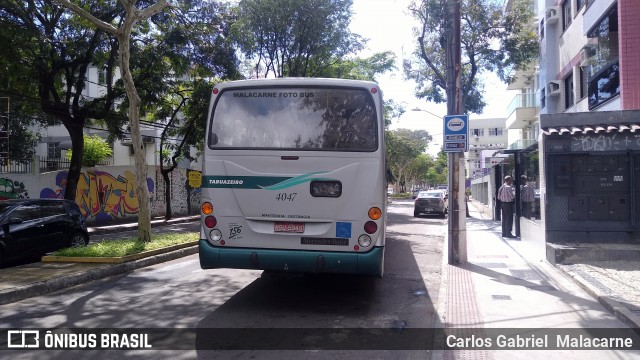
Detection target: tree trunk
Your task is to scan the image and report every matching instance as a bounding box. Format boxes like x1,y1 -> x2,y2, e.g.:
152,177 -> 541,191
119,31 -> 151,243
64,123 -> 85,201
162,169 -> 172,220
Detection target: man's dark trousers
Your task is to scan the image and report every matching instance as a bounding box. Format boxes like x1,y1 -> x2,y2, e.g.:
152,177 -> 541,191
501,201 -> 514,237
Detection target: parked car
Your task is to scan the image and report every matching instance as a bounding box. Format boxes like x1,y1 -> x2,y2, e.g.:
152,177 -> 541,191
436,185 -> 448,196
0,199 -> 89,266
414,190 -> 448,218
411,188 -> 423,199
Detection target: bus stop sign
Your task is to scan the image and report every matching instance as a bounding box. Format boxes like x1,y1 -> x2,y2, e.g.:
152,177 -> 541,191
443,115 -> 469,152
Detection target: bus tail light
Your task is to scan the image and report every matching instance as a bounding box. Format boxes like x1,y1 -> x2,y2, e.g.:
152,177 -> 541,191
202,202 -> 213,215
364,221 -> 377,234
368,207 -> 382,220
358,234 -> 372,247
310,180 -> 342,197
205,216 -> 217,228
208,229 -> 222,245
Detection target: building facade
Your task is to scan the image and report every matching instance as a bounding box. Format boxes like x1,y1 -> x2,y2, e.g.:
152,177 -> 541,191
504,0 -> 640,259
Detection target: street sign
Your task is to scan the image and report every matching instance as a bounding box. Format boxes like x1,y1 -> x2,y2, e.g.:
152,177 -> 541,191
443,115 -> 469,152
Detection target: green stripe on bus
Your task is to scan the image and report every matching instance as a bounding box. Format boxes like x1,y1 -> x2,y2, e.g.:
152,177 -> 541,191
203,172 -> 335,189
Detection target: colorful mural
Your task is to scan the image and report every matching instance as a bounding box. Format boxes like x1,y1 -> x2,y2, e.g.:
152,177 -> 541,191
0,177 -> 29,200
40,170 -> 155,222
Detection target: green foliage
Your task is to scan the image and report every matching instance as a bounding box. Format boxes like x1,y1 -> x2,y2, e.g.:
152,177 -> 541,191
66,135 -> 113,167
233,0 -> 364,77
404,0 -> 538,114
52,232 -> 198,257
386,128 -> 432,192
383,99 -> 406,130
316,51 -> 397,81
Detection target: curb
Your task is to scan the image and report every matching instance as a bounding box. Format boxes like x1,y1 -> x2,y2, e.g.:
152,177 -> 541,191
0,245 -> 198,306
553,265 -> 640,329
88,216 -> 199,236
41,241 -> 198,264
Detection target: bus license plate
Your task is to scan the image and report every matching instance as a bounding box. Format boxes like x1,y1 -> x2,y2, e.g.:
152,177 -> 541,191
274,222 -> 305,233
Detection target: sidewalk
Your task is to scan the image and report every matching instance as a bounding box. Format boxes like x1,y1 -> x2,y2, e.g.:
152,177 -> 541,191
435,201 -> 640,359
0,215 -> 199,306
464,199 -> 640,329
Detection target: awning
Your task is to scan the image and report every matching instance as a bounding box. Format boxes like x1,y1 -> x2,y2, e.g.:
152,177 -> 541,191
541,124 -> 640,136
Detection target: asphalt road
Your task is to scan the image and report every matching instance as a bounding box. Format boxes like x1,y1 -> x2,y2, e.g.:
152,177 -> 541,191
0,200 -> 446,360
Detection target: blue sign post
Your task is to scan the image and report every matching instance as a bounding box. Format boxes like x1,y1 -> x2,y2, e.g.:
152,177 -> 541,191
443,115 -> 469,152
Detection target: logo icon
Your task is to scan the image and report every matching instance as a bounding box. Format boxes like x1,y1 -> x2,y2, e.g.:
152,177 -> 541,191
7,330 -> 40,348
446,118 -> 465,132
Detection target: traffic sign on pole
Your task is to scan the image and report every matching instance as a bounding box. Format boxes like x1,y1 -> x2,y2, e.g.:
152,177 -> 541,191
443,115 -> 469,152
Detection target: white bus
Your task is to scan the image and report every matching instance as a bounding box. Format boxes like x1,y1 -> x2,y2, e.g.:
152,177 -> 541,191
199,78 -> 387,277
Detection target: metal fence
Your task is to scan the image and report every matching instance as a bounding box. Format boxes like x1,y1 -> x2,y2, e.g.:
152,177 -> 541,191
38,157 -> 114,173
0,159 -> 33,174
0,157 -> 114,174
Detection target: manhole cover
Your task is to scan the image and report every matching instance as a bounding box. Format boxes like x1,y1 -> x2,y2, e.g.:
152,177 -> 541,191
510,269 -> 544,281
492,295 -> 512,300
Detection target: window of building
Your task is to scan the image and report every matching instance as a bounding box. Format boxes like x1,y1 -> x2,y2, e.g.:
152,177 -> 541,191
586,7 -> 620,109
540,88 -> 546,109
472,128 -> 484,137
488,128 -> 503,136
579,66 -> 588,99
46,116 -> 62,126
47,142 -> 61,158
98,68 -> 107,85
562,0 -> 572,31
576,0 -> 584,11
540,19 -> 544,39
564,72 -> 574,109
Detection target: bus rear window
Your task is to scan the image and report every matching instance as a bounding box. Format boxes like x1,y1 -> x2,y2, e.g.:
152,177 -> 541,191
209,87 -> 378,151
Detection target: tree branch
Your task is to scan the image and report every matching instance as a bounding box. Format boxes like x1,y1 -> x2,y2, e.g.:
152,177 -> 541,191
54,0 -> 119,36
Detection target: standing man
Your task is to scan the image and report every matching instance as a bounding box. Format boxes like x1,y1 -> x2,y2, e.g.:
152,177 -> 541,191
520,175 -> 535,219
498,175 -> 515,238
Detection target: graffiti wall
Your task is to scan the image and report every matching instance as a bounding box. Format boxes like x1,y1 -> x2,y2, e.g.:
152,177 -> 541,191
0,177 -> 30,200
1,166 -> 200,225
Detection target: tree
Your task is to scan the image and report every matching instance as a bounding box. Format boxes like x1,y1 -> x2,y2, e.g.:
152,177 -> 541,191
154,79 -> 215,220
426,150 -> 448,186
233,0 -> 364,78
405,153 -> 433,189
386,128 -> 431,193
137,0 -> 240,220
56,0 -> 170,243
65,134 -> 112,167
403,0 -> 538,114
315,51 -> 397,81
0,0 -> 122,201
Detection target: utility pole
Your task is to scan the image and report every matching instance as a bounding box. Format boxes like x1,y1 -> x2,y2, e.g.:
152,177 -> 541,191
445,0 -> 467,264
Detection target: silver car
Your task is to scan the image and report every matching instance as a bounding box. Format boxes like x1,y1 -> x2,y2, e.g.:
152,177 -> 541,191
414,190 -> 448,218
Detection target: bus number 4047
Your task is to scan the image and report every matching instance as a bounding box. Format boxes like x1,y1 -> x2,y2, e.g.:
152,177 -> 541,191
276,193 -> 297,202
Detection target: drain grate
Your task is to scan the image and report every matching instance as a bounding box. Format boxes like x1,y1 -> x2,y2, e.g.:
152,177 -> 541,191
492,295 -> 512,300
510,269 -> 544,281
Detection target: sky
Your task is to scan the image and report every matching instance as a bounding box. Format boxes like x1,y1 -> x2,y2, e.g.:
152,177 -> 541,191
350,0 -> 516,154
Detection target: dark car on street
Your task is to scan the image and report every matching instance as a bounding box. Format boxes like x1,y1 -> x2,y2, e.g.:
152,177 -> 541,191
414,190 -> 448,218
0,199 -> 89,266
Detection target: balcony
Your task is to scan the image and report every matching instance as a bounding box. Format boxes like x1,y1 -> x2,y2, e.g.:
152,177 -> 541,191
505,93 -> 538,130
508,139 -> 537,151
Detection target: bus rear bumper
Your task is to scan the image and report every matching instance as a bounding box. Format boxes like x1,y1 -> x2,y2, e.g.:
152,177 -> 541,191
199,240 -> 384,276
